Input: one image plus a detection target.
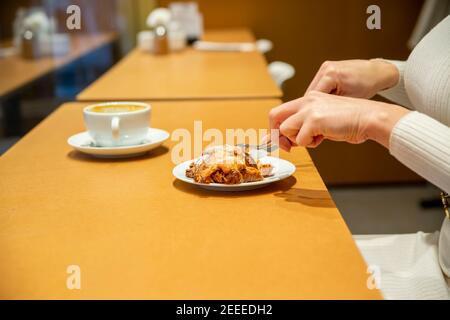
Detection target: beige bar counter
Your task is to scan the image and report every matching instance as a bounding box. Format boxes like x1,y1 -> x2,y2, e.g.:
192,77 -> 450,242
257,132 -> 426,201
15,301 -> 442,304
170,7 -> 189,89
77,29 -> 282,101
0,99 -> 380,299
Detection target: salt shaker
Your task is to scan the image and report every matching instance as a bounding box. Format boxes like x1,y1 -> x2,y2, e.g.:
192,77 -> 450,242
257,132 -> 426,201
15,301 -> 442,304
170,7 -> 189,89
21,29 -> 40,59
153,24 -> 169,55
146,8 -> 172,55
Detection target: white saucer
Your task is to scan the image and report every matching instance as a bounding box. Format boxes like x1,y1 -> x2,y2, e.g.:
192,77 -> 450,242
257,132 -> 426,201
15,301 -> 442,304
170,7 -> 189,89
68,128 -> 170,158
173,156 -> 296,191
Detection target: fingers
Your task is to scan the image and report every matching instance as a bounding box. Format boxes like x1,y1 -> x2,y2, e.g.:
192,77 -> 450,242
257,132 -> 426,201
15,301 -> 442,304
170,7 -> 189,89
296,124 -> 324,148
279,135 -> 294,152
269,87 -> 332,151
280,113 -> 326,149
268,100 -> 303,152
295,123 -> 315,146
309,135 -> 324,148
276,98 -> 328,149
305,66 -> 324,93
268,99 -> 302,130
314,76 -> 337,94
279,111 -> 305,144
262,130 -> 295,152
306,61 -> 339,95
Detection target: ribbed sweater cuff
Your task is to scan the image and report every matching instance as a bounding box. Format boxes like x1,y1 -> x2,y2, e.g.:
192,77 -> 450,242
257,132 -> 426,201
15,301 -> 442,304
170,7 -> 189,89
390,111 -> 450,193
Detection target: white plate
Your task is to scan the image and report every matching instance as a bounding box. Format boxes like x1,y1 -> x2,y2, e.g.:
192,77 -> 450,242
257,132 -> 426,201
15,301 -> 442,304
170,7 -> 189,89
172,156 -> 296,191
67,128 -> 170,158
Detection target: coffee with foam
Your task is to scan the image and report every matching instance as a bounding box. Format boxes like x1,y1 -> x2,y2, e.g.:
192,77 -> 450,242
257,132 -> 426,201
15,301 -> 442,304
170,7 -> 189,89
90,104 -> 146,113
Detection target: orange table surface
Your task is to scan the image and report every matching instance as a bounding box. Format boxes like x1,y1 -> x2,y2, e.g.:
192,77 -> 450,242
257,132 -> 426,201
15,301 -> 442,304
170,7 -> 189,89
77,29 -> 282,101
0,33 -> 116,98
0,100 -> 380,299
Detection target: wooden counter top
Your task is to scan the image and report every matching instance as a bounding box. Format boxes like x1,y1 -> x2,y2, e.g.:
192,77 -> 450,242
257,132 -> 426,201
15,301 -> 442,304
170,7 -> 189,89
77,29 -> 282,101
0,99 -> 379,299
0,33 -> 117,99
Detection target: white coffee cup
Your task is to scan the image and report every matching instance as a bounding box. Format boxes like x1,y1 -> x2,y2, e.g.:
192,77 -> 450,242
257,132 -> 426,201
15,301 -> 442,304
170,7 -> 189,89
83,102 -> 151,147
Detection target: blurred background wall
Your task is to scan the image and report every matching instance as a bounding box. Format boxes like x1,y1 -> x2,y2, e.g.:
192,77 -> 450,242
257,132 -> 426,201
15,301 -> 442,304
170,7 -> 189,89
160,0 -> 425,186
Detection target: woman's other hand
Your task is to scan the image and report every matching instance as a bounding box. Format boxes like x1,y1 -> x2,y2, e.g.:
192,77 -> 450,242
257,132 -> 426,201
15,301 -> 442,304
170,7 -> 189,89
306,59 -> 399,98
269,91 -> 410,151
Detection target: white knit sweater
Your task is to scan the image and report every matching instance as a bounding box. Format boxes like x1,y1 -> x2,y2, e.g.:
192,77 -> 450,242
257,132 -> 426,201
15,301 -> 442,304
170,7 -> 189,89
369,15 -> 450,298
379,15 -> 450,194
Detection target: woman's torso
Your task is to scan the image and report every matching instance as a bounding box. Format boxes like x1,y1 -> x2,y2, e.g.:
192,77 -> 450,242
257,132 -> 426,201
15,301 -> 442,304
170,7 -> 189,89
404,15 -> 450,279
404,15 -> 450,126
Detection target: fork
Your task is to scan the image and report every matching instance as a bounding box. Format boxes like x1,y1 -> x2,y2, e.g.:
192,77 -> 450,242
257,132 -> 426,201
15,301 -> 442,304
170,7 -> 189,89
236,141 -> 279,152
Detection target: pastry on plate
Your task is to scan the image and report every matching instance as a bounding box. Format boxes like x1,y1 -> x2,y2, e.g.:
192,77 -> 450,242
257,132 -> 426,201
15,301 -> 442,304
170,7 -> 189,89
185,145 -> 273,184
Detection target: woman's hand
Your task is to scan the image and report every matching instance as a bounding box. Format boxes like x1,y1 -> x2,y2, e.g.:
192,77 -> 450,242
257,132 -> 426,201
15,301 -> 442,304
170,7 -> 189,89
269,91 -> 410,151
306,59 -> 399,98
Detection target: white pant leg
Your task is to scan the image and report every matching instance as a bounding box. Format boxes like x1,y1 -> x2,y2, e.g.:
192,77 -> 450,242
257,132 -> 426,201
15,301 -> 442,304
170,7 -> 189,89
354,232 -> 450,300
439,218 -> 450,278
